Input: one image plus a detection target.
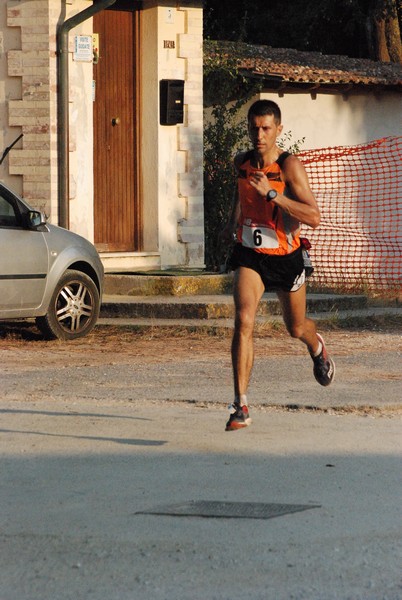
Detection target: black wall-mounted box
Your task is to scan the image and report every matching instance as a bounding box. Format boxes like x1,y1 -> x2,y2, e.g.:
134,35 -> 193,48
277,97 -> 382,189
160,79 -> 184,125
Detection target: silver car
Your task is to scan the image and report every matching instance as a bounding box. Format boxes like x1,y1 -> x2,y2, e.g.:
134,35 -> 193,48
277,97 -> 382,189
0,181 -> 104,340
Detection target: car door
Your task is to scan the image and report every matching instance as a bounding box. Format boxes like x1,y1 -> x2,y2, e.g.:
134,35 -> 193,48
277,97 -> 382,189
0,187 -> 49,313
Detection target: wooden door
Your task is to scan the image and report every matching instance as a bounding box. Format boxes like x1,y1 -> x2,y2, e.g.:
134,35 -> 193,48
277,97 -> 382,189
93,9 -> 141,252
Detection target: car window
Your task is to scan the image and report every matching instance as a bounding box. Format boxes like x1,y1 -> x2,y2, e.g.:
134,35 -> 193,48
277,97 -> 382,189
0,193 -> 20,227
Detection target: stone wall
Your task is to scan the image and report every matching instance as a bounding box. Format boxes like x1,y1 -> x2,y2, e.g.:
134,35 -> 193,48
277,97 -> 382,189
6,0 -> 57,217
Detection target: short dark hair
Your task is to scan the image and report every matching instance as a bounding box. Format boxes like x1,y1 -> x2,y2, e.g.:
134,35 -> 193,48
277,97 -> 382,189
247,100 -> 281,125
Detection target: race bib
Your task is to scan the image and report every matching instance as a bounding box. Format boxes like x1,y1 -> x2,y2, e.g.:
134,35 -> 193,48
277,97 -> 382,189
242,222 -> 279,250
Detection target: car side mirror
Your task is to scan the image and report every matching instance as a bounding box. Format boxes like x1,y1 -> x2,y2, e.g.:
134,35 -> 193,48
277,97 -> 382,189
27,210 -> 47,228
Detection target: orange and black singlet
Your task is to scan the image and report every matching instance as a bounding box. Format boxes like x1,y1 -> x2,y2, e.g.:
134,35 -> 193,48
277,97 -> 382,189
236,150 -> 301,255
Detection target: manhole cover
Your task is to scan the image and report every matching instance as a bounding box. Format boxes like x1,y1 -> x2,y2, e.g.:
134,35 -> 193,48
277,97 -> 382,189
136,501 -> 321,519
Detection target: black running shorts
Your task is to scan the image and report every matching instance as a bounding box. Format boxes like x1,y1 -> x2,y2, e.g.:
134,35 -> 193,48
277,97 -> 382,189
227,244 -> 306,292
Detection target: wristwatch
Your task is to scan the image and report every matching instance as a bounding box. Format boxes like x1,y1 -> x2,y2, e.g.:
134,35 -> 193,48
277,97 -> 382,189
266,189 -> 278,201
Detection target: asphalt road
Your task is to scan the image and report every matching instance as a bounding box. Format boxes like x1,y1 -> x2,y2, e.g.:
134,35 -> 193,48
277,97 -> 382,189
0,325 -> 401,599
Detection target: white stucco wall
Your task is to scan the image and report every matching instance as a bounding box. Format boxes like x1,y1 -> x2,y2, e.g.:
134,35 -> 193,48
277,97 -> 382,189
68,9 -> 95,242
256,90 -> 402,151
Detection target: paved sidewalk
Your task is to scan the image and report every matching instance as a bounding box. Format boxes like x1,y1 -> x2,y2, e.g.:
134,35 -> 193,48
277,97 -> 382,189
1,327 -> 401,599
1,400 -> 401,600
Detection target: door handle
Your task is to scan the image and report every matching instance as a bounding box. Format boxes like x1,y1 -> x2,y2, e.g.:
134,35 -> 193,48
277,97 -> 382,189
111,117 -> 120,126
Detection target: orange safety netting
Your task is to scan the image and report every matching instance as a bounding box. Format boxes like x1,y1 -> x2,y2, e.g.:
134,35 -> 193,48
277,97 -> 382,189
299,136 -> 402,297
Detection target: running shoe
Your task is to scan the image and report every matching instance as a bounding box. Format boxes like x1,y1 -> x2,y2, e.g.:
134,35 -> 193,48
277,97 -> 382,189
225,404 -> 252,431
312,333 -> 335,386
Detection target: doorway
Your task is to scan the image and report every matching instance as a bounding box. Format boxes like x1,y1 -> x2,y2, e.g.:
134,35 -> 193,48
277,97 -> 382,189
93,7 -> 141,252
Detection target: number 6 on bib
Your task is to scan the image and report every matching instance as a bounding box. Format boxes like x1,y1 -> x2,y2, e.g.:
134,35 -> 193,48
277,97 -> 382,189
242,223 -> 279,250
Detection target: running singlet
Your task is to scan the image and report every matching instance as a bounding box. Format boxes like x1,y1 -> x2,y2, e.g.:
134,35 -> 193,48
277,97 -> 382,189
236,151 -> 301,255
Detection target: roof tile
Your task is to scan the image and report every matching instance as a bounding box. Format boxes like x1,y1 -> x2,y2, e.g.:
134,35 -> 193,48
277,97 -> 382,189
204,40 -> 402,88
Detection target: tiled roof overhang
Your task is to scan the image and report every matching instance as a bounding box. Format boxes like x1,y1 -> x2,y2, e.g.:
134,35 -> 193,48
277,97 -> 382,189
204,40 -> 402,92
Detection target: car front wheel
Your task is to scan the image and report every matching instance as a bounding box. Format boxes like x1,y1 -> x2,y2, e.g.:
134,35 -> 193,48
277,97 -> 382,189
36,269 -> 100,340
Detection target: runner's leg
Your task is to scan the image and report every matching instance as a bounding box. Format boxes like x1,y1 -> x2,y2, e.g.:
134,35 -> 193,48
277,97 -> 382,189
278,285 -> 335,386
276,284 -> 320,354
232,266 -> 265,403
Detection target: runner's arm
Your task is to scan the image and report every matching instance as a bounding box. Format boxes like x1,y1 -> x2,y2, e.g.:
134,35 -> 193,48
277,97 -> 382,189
250,155 -> 320,229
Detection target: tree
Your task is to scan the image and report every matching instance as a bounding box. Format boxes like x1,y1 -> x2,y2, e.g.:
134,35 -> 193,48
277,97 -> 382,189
203,51 -> 255,270
371,0 -> 402,62
204,0 -> 402,63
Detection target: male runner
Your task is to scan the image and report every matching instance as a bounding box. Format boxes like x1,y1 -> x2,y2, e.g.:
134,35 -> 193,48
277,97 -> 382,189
221,99 -> 335,431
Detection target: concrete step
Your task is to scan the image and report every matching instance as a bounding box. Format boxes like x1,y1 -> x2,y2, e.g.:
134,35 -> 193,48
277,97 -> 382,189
100,292 -> 368,320
97,305 -> 402,332
100,272 -> 401,332
103,272 -> 234,296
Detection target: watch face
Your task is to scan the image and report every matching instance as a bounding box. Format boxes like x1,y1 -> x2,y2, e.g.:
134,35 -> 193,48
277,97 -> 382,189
267,189 -> 277,200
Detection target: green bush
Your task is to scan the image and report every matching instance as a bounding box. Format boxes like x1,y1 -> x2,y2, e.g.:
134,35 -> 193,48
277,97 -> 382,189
203,106 -> 247,270
203,46 -> 305,270
203,47 -> 258,270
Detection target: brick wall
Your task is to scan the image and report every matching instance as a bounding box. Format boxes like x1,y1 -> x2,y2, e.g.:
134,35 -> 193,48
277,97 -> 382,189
6,0 -> 57,218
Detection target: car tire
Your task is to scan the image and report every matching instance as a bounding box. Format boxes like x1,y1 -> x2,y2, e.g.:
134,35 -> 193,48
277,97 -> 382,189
36,269 -> 100,341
